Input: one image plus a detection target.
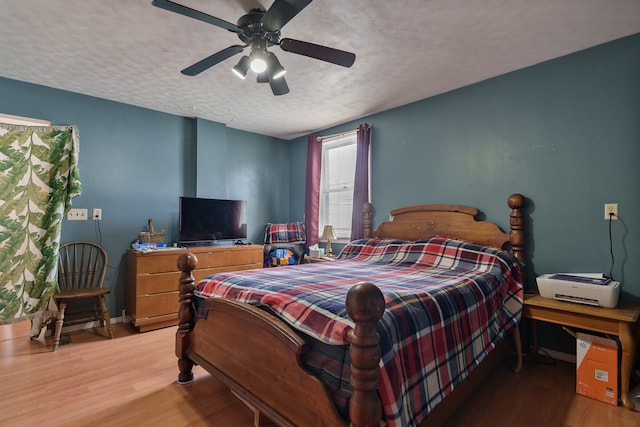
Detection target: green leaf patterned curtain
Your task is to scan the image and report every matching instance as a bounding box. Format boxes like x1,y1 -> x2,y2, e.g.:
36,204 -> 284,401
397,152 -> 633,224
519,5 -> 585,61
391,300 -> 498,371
0,124 -> 81,326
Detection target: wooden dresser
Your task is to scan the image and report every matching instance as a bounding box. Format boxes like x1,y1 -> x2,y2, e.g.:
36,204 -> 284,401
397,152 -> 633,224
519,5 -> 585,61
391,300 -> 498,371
126,244 -> 263,332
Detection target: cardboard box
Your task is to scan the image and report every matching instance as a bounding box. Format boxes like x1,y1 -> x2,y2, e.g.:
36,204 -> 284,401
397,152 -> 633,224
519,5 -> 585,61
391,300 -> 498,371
576,332 -> 618,405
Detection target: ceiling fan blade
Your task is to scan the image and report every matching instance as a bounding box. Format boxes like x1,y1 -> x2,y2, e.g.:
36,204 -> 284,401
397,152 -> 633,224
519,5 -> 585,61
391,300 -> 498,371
152,0 -> 240,33
181,45 -> 245,76
262,0 -> 312,32
269,76 -> 290,96
280,38 -> 355,67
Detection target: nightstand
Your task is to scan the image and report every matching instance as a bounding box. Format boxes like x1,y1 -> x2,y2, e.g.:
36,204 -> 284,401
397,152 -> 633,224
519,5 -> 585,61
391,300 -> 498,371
522,294 -> 640,410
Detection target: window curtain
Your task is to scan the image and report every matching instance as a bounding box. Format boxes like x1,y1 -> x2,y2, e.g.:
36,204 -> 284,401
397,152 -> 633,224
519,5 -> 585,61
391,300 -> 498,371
350,123 -> 371,240
304,134 -> 322,247
0,124 -> 81,331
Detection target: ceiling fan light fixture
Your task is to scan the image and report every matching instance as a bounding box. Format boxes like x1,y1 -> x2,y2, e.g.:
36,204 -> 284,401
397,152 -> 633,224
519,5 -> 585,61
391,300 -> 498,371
267,53 -> 286,80
250,57 -> 267,73
232,55 -> 251,79
249,44 -> 268,74
249,40 -> 268,74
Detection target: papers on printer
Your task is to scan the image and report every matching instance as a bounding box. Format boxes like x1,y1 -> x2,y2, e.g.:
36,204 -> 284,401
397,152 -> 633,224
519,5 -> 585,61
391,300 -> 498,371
536,273 -> 620,308
547,273 -> 611,286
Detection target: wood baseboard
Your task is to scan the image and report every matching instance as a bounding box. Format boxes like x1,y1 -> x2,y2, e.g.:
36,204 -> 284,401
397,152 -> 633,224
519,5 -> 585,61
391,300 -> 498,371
56,315 -> 126,335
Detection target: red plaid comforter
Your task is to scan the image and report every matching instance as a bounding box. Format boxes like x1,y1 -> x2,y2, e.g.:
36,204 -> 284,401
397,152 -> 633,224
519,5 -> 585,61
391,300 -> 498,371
195,236 -> 523,427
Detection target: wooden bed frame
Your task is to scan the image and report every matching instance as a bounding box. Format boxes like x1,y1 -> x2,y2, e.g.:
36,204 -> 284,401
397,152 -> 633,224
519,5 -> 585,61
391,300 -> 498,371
175,193 -> 526,427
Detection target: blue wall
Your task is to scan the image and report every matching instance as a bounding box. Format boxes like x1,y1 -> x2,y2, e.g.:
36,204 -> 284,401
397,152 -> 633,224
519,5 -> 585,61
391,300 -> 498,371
289,34 -> 640,353
0,78 -> 289,318
194,120 -> 291,238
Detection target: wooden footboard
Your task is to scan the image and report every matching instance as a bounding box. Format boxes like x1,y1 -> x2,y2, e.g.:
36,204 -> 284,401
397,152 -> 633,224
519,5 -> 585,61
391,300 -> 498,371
176,253 -> 384,426
175,194 -> 526,427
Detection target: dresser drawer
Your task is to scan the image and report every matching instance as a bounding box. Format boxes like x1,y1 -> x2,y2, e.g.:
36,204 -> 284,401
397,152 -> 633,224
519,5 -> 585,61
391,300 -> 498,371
133,253 -> 186,274
135,272 -> 181,294
136,292 -> 179,319
192,248 -> 263,269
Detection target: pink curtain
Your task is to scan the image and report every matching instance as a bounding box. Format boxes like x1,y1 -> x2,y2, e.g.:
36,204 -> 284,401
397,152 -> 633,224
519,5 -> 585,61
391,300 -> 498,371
350,124 -> 371,240
304,134 -> 322,247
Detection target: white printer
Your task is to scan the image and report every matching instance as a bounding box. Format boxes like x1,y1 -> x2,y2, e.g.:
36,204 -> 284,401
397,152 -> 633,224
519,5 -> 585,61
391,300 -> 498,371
536,273 -> 620,308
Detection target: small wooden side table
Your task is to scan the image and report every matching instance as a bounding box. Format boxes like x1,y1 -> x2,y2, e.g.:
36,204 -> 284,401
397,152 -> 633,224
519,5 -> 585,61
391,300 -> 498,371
522,294 -> 640,410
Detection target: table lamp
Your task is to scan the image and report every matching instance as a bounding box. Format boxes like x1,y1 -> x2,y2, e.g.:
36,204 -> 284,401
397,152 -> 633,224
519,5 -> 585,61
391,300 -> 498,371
321,225 -> 337,257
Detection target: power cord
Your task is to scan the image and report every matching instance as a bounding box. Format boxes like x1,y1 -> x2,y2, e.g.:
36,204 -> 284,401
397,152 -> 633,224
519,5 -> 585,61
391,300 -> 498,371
608,213 -> 615,281
94,218 -> 103,247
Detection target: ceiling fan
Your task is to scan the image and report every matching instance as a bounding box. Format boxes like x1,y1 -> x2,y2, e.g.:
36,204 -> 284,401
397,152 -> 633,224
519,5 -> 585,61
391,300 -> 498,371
152,0 -> 356,96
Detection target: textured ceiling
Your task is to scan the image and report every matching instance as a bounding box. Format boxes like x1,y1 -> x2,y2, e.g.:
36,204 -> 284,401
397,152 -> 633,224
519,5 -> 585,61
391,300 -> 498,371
0,0 -> 639,140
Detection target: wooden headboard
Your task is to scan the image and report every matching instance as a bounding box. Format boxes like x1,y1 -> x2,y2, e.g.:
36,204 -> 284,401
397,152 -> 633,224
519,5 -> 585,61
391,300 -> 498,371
362,193 -> 525,264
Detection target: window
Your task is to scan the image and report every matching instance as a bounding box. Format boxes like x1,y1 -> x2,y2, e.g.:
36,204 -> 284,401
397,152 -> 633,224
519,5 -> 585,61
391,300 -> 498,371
305,124 -> 370,246
318,132 -> 357,241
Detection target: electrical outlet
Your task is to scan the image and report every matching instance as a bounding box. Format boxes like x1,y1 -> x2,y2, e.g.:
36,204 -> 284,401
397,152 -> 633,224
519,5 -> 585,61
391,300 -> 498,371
93,208 -> 102,220
604,203 -> 618,220
67,208 -> 88,220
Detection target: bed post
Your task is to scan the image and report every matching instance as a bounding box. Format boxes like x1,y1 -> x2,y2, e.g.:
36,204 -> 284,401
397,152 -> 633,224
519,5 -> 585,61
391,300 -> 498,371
346,282 -> 385,427
362,202 -> 373,238
507,194 -> 525,373
176,252 -> 197,384
507,194 -> 525,266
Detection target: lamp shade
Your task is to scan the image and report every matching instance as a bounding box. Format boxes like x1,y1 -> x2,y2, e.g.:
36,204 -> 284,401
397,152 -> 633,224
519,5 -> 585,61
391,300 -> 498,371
232,55 -> 251,79
257,71 -> 269,83
267,52 -> 286,80
321,225 -> 337,241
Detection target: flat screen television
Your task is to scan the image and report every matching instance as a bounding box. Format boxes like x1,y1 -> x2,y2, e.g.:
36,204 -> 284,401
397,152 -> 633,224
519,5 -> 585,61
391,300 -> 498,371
178,197 -> 247,246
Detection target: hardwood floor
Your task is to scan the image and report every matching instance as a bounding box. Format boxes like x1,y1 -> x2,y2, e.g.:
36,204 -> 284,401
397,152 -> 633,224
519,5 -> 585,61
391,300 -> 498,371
0,321 -> 254,427
446,357 -> 640,427
1,321 -> 638,426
